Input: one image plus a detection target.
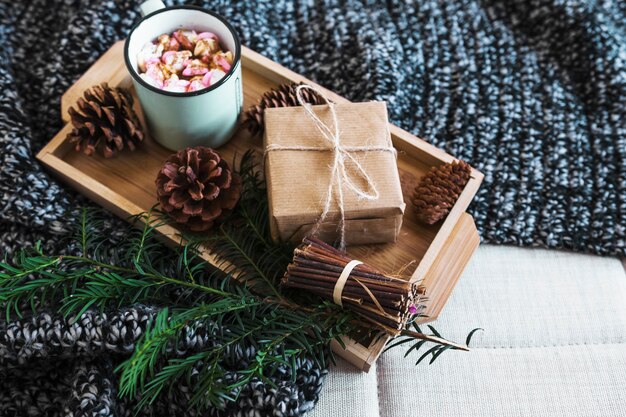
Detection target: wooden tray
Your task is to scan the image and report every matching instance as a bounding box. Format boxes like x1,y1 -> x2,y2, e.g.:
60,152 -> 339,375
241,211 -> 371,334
37,41 -> 483,371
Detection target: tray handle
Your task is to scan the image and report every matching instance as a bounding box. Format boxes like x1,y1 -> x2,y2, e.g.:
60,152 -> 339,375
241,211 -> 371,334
331,212 -> 480,371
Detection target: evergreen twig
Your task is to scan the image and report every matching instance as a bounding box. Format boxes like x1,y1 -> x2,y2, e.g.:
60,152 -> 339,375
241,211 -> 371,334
0,150 -> 477,412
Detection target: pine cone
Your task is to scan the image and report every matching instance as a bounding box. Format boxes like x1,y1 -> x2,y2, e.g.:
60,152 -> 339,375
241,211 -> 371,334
412,161 -> 472,225
244,82 -> 326,136
66,83 -> 144,158
156,147 -> 242,232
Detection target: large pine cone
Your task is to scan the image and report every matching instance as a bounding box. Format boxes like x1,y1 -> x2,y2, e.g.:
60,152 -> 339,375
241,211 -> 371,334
66,83 -> 144,158
412,161 -> 472,224
156,147 -> 242,232
244,82 -> 326,136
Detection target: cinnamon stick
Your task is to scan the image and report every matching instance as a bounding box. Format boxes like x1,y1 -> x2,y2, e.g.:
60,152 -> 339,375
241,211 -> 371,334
282,237 -> 424,336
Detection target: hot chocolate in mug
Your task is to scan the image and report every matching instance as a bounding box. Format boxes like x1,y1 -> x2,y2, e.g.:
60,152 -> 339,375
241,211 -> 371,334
124,0 -> 243,150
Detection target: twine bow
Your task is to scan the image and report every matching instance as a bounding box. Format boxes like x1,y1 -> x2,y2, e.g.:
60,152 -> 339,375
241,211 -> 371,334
264,84 -> 396,249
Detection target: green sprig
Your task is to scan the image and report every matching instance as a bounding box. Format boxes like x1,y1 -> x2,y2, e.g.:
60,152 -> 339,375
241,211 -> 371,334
0,150 -> 477,413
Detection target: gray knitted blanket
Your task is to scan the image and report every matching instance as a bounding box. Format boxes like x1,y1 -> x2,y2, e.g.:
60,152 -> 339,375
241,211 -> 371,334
1,0 -> 624,416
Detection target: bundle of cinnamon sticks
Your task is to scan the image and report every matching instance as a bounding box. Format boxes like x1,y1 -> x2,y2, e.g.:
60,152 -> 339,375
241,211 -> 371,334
281,238 -> 424,335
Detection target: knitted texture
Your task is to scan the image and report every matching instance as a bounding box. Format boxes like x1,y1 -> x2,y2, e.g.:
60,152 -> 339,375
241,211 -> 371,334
0,0 -> 624,416
0,307 -> 326,417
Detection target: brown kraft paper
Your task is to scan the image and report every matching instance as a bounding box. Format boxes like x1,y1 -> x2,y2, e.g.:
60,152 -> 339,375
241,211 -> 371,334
264,101 -> 405,246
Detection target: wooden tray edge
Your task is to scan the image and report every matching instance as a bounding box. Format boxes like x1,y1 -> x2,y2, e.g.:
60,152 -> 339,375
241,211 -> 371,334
37,41 -> 483,372
334,211 -> 480,371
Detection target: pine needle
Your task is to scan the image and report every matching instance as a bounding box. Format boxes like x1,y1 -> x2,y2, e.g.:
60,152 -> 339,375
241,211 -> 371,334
0,150 -> 476,412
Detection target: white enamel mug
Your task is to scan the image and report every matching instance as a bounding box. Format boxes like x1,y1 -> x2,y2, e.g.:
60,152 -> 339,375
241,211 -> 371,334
124,0 -> 243,150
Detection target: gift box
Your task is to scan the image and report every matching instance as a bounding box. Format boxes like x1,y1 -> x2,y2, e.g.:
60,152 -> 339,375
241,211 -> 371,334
264,100 -> 405,246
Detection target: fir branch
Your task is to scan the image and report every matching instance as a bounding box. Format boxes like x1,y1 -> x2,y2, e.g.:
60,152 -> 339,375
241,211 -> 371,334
0,149 -> 478,413
0,195 -> 344,411
384,320 -> 481,365
0,234 -> 235,323
199,151 -> 292,297
121,302 -> 340,410
118,299 -> 270,405
80,208 -> 88,255
216,223 -> 282,298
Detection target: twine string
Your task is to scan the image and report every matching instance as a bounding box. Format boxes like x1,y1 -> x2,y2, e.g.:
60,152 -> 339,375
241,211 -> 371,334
264,84 -> 396,249
351,277 -> 389,316
333,259 -> 392,318
333,259 -> 362,306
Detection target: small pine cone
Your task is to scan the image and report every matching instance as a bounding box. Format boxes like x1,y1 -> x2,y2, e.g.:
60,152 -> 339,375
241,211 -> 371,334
66,83 -> 144,158
244,82 -> 326,136
412,161 -> 472,225
156,147 -> 242,232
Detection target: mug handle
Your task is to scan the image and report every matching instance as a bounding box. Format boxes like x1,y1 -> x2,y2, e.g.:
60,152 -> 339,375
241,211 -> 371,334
139,0 -> 166,17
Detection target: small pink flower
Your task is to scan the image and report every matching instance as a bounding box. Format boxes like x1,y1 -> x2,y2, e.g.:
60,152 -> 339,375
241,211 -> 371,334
408,304 -> 418,315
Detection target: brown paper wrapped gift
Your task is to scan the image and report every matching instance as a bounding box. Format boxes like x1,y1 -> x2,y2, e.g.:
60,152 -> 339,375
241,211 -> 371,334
263,100 -> 405,246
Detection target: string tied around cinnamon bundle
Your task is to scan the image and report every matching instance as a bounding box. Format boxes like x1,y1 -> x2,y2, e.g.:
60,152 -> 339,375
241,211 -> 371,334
281,237 -> 424,336
264,84 -> 397,250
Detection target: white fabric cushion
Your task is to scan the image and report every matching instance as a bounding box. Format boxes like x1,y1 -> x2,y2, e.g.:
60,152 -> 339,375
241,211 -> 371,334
377,344 -> 626,417
313,360 -> 380,417
310,245 -> 626,417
